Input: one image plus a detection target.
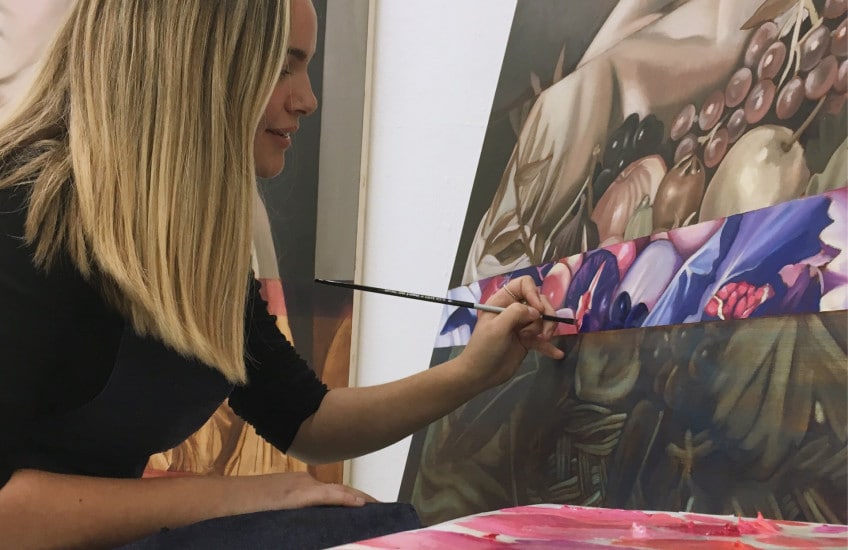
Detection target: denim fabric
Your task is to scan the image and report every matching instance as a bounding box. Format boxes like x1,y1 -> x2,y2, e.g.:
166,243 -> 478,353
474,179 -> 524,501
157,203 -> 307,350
117,502 -> 422,549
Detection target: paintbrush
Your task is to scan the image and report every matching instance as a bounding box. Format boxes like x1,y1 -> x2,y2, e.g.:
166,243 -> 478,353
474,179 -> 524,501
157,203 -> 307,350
315,278 -> 575,324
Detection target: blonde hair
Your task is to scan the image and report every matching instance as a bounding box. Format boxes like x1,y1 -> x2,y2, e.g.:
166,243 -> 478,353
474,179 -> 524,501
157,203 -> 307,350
0,0 -> 291,383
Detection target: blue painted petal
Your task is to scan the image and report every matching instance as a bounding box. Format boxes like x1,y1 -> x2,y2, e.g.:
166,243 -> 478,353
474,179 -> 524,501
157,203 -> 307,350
440,307 -> 477,335
644,218 -> 733,326
646,194 -> 834,326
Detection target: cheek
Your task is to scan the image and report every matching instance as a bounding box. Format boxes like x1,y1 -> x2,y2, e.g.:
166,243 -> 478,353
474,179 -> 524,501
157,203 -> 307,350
264,83 -> 288,116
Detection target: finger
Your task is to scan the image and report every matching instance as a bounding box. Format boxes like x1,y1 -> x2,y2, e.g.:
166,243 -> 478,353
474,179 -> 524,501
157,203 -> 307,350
512,302 -> 542,327
517,329 -> 565,360
485,281 -> 524,309
516,276 -> 545,311
536,341 -> 565,360
539,295 -> 557,338
313,484 -> 369,508
348,486 -> 380,504
486,275 -> 539,309
491,302 -> 541,335
517,323 -> 545,346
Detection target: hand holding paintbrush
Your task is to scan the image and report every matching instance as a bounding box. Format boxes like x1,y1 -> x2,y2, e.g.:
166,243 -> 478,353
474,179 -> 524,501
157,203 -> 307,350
315,278 -> 575,325
317,275 -> 567,388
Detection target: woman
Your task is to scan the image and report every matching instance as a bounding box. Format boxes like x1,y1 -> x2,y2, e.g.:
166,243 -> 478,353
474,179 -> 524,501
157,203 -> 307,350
0,0 -> 563,548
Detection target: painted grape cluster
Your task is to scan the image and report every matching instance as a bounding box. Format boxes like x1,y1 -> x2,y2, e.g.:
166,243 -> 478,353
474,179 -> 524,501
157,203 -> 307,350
586,0 -> 847,246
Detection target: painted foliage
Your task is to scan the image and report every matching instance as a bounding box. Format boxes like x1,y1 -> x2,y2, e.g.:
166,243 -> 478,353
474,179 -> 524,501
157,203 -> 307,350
400,0 -> 848,527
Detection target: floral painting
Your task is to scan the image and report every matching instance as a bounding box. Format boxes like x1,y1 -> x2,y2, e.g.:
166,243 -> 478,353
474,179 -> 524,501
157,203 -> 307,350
438,188 -> 846,345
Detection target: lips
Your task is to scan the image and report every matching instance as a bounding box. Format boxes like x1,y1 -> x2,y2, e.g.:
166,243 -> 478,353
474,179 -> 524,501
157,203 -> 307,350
266,126 -> 295,149
267,128 -> 291,138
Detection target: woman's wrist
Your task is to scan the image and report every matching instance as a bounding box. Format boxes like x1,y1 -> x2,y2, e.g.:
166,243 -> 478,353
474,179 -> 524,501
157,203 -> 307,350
445,352 -> 496,398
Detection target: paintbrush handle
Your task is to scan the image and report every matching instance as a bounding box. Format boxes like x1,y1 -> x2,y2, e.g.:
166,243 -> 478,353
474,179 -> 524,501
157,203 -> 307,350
315,279 -> 574,325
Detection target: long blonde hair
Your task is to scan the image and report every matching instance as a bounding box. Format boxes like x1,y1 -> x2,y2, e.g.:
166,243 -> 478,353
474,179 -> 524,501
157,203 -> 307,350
0,0 -> 291,383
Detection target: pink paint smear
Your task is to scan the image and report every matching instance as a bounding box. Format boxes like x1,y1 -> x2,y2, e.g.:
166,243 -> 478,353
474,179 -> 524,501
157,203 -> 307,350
341,505 -> 847,549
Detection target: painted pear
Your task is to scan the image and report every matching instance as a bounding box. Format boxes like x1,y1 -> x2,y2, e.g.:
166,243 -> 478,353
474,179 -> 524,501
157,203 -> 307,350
699,125 -> 809,221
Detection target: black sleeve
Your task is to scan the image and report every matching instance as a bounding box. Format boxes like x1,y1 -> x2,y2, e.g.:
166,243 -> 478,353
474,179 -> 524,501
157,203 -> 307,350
228,278 -> 329,453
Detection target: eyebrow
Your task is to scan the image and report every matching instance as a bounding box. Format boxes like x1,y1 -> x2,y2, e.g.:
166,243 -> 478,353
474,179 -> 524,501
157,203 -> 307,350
287,48 -> 309,62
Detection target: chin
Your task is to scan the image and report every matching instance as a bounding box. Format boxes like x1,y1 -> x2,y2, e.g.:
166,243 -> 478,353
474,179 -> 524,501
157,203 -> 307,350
256,159 -> 285,179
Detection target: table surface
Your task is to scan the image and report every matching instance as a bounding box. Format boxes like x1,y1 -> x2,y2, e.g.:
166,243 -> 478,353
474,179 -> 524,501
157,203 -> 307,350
333,504 -> 848,549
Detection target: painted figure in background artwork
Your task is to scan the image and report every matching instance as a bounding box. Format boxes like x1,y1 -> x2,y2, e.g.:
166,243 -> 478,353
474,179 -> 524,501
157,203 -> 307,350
0,0 -> 75,121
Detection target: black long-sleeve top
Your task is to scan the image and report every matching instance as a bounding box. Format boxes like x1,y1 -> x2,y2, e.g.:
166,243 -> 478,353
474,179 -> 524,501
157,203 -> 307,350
0,185 -> 328,488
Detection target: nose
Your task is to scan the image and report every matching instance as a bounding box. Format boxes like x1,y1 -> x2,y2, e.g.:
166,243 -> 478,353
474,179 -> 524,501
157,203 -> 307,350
287,73 -> 318,116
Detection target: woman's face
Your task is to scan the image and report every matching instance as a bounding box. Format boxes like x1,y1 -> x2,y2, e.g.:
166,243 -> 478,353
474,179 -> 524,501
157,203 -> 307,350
254,0 -> 318,179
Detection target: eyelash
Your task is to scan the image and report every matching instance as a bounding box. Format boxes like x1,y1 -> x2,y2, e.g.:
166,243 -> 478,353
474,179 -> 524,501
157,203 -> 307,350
279,67 -> 291,78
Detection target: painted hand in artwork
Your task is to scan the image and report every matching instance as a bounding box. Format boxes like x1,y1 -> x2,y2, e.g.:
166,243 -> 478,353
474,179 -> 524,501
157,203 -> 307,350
458,275 -> 565,390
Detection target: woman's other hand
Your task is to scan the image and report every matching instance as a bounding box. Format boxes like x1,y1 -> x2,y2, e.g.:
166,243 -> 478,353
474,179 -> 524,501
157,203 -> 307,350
458,276 -> 565,391
236,472 -> 377,513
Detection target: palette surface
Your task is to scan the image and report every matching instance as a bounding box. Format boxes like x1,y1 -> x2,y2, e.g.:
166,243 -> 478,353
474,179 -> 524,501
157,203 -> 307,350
333,504 -> 848,549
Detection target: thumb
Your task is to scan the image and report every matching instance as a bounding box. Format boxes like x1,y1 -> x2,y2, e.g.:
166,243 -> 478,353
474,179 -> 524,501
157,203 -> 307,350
498,302 -> 541,329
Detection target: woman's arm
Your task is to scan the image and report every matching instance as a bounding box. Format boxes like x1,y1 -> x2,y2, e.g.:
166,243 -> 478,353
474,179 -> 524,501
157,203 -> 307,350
0,468 -> 371,549
288,276 -> 564,464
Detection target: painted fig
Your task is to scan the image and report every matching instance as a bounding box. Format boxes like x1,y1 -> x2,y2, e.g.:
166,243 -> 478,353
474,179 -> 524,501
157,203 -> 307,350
591,155 -> 667,244
652,154 -> 706,231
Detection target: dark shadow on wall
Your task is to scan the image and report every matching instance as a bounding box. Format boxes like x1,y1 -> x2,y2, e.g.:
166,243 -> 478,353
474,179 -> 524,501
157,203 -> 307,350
258,0 -> 327,371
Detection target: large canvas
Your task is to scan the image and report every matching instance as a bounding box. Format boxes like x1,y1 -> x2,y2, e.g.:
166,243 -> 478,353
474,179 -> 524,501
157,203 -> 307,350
400,0 -> 848,527
401,311 -> 847,526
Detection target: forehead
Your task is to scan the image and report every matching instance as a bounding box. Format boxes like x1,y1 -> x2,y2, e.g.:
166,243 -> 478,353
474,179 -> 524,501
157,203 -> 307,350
289,0 -> 318,56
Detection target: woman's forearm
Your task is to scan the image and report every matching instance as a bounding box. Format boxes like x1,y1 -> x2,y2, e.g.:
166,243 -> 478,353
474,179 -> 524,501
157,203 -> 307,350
288,355 -> 483,464
0,469 -> 240,549
289,295 -> 563,465
0,467 -> 368,549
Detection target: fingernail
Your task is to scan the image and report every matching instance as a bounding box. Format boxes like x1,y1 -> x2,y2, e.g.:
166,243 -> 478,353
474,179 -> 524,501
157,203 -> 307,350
355,496 -> 365,505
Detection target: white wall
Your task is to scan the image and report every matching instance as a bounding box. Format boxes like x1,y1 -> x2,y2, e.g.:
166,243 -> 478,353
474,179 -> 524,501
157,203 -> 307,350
349,0 -> 517,501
